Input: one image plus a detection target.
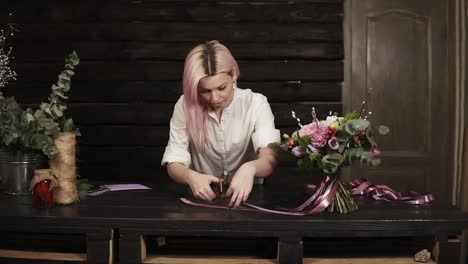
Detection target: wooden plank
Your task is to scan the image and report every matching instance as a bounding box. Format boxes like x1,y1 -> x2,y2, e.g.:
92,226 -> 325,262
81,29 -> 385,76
141,256 -> 435,264
304,259 -> 434,264
77,164 -> 169,181
13,42 -> 343,61
14,61 -> 343,82
78,126 -> 169,146
68,103 -> 174,125
0,250 -> 86,261
271,102 -> 342,125
5,81 -> 340,103
144,256 -> 275,264
77,125 -> 333,147
66,102 -> 341,125
13,23 -> 342,42
5,2 -> 343,23
77,146 -> 165,166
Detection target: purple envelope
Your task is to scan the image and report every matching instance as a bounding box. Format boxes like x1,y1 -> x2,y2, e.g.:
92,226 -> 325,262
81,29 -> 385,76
86,184 -> 151,196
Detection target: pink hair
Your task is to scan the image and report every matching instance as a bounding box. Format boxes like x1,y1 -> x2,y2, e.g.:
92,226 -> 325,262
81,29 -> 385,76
182,40 -> 239,152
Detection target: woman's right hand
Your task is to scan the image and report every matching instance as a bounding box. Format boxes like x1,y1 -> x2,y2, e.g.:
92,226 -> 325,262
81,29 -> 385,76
186,170 -> 220,201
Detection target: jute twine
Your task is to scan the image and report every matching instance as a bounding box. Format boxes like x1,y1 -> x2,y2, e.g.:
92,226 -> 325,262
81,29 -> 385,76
51,132 -> 79,204
30,169 -> 58,191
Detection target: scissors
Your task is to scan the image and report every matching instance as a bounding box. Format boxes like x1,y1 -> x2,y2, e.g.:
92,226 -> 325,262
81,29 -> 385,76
213,170 -> 229,199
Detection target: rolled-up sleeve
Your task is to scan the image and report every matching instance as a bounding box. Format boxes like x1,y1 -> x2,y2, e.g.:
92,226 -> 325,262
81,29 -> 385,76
161,96 -> 191,167
251,96 -> 280,152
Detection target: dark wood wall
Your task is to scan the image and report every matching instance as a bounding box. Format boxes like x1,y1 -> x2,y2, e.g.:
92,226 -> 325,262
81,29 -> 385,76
2,0 -> 343,181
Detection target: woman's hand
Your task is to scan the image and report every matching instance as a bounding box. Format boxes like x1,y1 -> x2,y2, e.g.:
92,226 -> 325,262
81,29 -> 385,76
226,163 -> 256,207
186,170 -> 220,201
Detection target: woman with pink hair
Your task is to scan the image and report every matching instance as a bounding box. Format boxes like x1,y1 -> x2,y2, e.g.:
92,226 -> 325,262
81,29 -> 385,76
162,40 -> 280,207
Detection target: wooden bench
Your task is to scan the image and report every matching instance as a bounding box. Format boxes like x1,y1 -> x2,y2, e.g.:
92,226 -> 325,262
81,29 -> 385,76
1,171 -> 467,264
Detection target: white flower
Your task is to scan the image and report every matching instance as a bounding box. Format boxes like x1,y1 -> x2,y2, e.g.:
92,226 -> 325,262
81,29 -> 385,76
321,115 -> 343,127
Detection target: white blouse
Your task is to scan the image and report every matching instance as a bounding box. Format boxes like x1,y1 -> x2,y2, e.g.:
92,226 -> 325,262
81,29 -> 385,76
161,87 -> 280,181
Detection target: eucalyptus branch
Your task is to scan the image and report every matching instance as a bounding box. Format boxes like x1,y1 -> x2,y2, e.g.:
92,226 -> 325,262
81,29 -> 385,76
47,51 -> 79,118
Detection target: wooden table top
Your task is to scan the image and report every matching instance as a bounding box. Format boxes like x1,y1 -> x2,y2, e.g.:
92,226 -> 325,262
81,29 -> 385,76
1,171 -> 468,238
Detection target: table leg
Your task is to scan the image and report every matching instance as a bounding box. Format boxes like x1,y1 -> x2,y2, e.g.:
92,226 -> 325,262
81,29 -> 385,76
277,236 -> 303,264
119,230 -> 145,264
437,233 -> 461,264
86,229 -> 113,264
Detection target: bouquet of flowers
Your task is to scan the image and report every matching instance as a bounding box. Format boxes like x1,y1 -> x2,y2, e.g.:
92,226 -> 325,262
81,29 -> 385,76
269,104 -> 389,214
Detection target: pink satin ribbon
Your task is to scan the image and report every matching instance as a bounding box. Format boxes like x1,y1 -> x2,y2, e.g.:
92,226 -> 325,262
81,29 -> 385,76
179,177 -> 434,215
347,178 -> 435,205
180,176 -> 339,215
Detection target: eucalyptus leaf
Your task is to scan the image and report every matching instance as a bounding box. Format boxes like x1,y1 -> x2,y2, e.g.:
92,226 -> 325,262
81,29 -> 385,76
343,119 -> 369,135
77,182 -> 94,192
51,105 -> 63,117
378,125 -> 390,135
322,153 -> 344,167
45,126 -> 61,135
44,107 -> 52,116
51,84 -> 62,90
54,91 -> 69,100
22,112 -> 34,124
58,73 -> 71,81
62,118 -> 74,132
370,157 -> 381,166
321,153 -> 344,174
64,69 -> 74,76
34,109 -> 44,118
68,51 -> 80,65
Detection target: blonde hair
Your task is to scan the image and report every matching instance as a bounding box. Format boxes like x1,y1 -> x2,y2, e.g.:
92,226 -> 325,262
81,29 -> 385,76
183,40 -> 239,152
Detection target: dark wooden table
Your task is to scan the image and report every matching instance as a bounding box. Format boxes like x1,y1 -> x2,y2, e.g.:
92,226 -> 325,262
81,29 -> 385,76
1,172 -> 468,264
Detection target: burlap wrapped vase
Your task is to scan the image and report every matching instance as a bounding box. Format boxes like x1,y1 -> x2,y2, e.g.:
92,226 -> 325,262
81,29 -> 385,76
51,132 -> 79,204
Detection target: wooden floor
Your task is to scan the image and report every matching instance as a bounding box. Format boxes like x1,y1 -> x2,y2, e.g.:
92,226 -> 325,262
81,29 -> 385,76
143,256 -> 436,264
0,249 -> 86,261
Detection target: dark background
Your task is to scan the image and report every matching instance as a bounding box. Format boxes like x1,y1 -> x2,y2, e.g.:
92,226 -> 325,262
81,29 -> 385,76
2,0 -> 343,181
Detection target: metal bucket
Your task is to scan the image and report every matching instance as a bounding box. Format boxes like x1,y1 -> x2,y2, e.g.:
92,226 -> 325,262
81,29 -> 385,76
0,150 -> 48,195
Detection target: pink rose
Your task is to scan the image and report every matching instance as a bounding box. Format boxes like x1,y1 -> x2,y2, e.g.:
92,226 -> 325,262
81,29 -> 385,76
298,122 -> 328,148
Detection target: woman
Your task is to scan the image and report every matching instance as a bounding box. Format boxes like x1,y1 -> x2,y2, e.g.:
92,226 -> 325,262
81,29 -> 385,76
162,40 -> 280,207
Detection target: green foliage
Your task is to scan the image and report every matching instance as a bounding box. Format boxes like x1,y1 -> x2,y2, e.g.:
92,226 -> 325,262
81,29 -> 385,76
343,147 -> 381,166
77,179 -> 94,192
341,111 -> 360,124
321,153 -> 344,174
377,125 -> 390,135
0,52 -> 80,159
342,119 -> 370,135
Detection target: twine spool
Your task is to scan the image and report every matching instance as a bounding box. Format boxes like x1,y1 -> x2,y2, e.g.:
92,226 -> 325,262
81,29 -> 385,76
51,132 -> 78,204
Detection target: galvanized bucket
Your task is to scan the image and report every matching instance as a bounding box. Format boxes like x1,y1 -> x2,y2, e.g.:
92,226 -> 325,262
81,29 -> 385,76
0,150 -> 48,195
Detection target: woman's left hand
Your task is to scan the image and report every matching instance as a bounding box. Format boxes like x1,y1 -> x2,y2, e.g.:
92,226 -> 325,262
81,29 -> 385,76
225,163 -> 256,207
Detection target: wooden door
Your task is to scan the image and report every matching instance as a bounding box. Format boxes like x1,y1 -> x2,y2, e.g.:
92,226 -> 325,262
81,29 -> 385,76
344,0 -> 455,202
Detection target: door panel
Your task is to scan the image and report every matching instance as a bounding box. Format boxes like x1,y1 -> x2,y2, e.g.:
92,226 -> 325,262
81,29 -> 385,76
345,0 -> 454,202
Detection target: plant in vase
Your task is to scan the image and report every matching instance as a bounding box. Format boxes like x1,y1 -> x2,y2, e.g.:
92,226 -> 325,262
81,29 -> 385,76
269,105 -> 390,214
0,23 -> 81,201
